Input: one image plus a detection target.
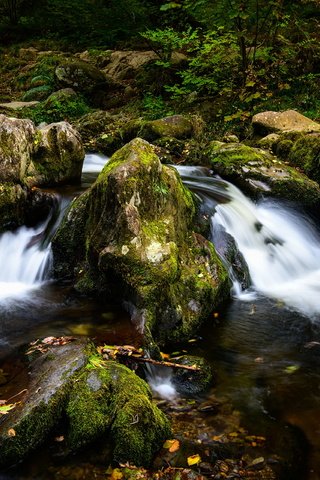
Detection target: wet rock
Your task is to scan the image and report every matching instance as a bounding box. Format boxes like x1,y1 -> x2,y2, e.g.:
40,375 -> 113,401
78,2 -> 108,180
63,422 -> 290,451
52,138 -> 229,345
26,121 -> 85,186
0,341 -> 170,468
213,226 -> 251,290
171,355 -> 213,396
207,141 -> 320,207
252,110 -> 320,136
0,340 -> 89,467
0,183 -> 28,232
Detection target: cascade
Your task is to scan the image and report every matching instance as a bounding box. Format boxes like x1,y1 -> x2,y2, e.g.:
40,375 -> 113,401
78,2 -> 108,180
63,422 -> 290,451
0,153 -> 109,303
177,166 -> 320,318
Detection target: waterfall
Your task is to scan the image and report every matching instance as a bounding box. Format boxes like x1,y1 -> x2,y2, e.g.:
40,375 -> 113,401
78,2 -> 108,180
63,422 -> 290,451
177,166 -> 320,318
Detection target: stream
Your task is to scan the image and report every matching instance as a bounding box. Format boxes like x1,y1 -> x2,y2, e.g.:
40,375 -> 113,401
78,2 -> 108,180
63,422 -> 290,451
1,156 -> 320,478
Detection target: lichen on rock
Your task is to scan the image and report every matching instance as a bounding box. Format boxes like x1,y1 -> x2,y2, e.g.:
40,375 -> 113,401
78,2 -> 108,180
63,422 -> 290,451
52,138 -> 229,345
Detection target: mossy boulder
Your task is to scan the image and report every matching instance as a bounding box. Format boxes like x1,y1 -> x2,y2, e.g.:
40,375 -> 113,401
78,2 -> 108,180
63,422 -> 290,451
141,115 -> 194,141
0,114 -> 36,183
0,341 -> 171,468
207,141 -> 320,207
288,133 -> 320,185
252,110 -> 320,136
0,340 -> 89,467
26,121 -> 85,187
52,138 -> 229,345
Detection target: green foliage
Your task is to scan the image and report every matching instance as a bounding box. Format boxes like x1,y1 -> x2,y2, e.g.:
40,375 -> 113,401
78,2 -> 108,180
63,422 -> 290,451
21,95 -> 91,125
142,93 -> 174,120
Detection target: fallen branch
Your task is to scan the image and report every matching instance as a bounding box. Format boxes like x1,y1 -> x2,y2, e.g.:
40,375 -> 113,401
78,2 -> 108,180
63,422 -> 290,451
100,345 -> 201,372
129,356 -> 201,371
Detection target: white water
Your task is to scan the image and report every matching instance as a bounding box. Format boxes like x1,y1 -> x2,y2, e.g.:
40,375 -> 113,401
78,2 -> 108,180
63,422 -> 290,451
146,365 -> 178,400
177,166 -> 320,318
0,153 -> 109,303
82,153 -> 109,173
0,223 -> 51,301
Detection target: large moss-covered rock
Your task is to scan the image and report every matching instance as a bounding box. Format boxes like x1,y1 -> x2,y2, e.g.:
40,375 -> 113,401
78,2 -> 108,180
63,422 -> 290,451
67,361 -> 170,466
141,115 -> 194,141
0,342 -> 171,468
0,341 -> 89,467
26,121 -> 85,186
0,114 -> 36,183
207,142 -> 320,207
252,110 -> 320,136
288,133 -> 320,185
52,138 -> 229,345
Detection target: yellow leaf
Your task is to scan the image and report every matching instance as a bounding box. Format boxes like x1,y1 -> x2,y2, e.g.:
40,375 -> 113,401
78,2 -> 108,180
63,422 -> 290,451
111,468 -> 123,479
228,432 -> 238,437
187,454 -> 201,466
8,428 -> 16,437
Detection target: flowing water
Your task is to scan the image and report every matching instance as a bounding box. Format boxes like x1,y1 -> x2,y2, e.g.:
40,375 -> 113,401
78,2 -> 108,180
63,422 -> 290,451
1,158 -> 320,478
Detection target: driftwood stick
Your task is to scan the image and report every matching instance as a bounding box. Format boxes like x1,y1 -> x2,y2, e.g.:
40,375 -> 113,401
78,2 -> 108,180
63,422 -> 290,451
124,355 -> 201,371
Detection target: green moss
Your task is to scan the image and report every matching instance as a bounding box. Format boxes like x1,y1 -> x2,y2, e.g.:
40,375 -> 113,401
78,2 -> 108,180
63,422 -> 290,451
289,134 -> 320,184
66,361 -> 171,466
207,141 -> 320,206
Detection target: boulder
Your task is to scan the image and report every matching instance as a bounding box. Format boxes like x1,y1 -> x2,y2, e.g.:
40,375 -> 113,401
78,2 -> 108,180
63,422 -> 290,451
43,88 -> 78,107
207,142 -> 320,207
26,121 -> 85,186
141,115 -> 194,141
288,133 -> 320,185
55,59 -> 123,108
52,138 -> 229,345
0,183 -> 28,232
55,60 -> 108,95
0,114 -> 36,183
171,355 -> 213,396
103,50 -> 158,80
0,340 -> 170,468
252,110 -> 320,136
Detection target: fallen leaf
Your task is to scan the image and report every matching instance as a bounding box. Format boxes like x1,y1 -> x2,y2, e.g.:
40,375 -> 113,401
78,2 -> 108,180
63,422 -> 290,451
0,404 -> 16,415
54,435 -> 64,442
7,428 -> 16,437
111,468 -> 123,479
163,439 -> 180,452
187,454 -> 201,466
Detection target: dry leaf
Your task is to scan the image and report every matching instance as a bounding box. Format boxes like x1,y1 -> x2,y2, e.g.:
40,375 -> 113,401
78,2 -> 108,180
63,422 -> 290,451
7,428 -> 16,437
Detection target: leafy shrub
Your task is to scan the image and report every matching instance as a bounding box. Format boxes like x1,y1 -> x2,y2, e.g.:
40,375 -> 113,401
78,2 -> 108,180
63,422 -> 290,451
20,95 -> 91,125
